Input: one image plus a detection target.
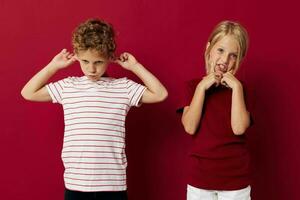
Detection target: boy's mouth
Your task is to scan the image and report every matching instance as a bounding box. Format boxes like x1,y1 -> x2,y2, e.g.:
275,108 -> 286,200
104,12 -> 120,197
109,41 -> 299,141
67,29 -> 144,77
87,75 -> 99,81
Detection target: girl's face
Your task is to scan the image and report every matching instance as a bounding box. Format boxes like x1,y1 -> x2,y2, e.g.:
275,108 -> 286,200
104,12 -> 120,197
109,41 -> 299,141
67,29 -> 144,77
76,49 -> 109,81
207,35 -> 239,75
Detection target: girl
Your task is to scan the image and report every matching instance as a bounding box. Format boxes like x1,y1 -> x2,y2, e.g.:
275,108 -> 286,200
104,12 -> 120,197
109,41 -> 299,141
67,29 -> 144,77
180,21 -> 252,200
21,18 -> 168,200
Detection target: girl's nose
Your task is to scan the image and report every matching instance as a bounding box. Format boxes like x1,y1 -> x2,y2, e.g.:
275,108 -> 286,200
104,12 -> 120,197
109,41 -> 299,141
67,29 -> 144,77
221,54 -> 229,64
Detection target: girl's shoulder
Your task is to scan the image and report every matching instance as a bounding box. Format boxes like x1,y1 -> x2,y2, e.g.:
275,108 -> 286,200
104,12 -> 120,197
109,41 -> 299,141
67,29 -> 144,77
185,78 -> 201,90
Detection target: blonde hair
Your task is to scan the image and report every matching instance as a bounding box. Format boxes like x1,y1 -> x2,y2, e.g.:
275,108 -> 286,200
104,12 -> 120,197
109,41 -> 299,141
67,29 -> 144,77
204,20 -> 249,73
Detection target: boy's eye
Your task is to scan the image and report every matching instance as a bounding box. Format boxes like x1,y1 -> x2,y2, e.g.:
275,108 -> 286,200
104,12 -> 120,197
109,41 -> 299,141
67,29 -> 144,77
95,61 -> 104,65
82,60 -> 89,64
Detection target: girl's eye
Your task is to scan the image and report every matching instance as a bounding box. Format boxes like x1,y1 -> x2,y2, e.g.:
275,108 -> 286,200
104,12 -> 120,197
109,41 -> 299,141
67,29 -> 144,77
82,60 -> 89,64
230,54 -> 238,60
217,48 -> 224,53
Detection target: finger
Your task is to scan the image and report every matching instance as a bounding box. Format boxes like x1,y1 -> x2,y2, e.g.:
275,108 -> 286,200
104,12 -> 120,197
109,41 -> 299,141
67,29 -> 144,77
67,53 -> 74,59
118,54 -> 126,62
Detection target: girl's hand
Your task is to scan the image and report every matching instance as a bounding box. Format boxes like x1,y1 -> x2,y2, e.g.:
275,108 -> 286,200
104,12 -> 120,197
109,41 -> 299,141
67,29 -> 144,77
114,52 -> 139,71
221,71 -> 241,90
198,72 -> 223,91
50,49 -> 76,70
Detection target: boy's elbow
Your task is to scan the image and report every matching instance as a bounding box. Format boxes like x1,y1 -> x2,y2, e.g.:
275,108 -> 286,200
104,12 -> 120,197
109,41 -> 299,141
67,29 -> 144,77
155,89 -> 168,102
160,90 -> 168,101
21,89 -> 36,101
21,90 -> 30,100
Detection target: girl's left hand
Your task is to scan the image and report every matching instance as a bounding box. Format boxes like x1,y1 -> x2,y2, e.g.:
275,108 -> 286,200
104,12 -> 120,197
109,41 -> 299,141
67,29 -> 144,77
221,71 -> 241,90
114,52 -> 139,71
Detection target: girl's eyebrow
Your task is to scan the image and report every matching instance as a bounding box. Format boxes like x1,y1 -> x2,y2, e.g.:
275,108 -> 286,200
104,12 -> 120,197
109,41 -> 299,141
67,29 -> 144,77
218,45 -> 238,54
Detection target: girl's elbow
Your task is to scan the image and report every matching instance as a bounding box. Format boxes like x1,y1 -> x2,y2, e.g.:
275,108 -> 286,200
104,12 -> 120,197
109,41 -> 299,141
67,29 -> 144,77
232,125 -> 248,135
182,119 -> 196,135
184,126 -> 196,135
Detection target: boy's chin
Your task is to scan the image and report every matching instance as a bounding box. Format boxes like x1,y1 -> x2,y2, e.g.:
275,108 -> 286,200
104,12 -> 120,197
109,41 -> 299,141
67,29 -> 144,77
86,75 -> 100,81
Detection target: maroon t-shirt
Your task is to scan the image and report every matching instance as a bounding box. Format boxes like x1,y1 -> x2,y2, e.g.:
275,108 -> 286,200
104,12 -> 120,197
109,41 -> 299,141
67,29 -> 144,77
179,78 -> 253,190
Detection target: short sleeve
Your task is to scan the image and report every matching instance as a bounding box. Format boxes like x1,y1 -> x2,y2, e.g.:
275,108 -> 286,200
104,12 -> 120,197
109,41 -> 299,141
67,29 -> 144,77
126,79 -> 146,107
46,77 -> 71,104
243,83 -> 255,126
176,78 -> 200,114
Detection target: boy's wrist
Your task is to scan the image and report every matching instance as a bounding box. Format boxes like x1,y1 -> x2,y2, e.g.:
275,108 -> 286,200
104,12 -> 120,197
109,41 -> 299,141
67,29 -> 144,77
128,62 -> 143,72
46,62 -> 60,73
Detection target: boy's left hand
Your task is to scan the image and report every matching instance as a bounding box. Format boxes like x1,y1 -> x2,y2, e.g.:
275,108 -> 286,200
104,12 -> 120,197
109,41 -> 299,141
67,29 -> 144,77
115,52 -> 139,71
221,71 -> 242,90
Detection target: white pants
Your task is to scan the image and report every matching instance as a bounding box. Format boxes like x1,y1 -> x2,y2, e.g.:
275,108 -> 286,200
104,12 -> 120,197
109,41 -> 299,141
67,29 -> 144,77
187,184 -> 251,200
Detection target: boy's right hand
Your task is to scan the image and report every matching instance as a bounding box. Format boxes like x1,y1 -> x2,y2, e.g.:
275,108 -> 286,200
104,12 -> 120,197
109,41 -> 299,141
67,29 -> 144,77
50,49 -> 76,70
198,72 -> 223,90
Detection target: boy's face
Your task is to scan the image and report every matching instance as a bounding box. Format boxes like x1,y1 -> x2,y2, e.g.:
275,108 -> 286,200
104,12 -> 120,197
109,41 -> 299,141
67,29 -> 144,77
207,35 -> 239,75
76,49 -> 109,81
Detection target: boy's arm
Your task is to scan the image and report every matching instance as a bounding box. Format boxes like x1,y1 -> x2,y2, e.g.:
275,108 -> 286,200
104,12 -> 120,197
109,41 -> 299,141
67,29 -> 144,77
221,72 -> 250,135
21,49 -> 76,102
115,52 -> 168,103
21,64 -> 59,102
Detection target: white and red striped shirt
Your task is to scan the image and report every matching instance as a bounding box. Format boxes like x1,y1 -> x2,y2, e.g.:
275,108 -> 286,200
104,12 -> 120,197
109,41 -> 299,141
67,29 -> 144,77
46,76 -> 146,192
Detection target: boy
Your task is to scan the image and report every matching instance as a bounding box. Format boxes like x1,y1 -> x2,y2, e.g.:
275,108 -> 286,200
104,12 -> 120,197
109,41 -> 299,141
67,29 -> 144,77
21,18 -> 168,200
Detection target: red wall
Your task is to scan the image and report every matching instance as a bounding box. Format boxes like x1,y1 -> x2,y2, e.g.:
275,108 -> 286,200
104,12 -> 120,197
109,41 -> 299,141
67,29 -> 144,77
1,0 -> 300,199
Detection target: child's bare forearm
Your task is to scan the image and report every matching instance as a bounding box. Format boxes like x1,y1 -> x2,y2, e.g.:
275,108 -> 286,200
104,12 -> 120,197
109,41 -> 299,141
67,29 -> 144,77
130,63 -> 168,103
182,84 -> 206,135
231,84 -> 250,135
21,63 -> 58,100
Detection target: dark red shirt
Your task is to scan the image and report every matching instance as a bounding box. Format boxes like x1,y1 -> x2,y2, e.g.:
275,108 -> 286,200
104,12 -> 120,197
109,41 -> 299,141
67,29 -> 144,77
179,79 -> 252,190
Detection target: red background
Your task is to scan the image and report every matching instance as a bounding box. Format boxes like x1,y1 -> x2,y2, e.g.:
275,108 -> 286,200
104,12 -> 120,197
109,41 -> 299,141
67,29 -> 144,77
1,0 -> 300,199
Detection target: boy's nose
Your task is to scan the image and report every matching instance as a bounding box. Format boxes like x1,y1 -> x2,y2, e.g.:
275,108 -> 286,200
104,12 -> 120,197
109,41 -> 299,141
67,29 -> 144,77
88,65 -> 96,73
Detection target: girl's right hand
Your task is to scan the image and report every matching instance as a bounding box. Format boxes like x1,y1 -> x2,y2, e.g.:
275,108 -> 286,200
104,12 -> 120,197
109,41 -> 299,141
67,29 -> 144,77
50,49 -> 77,70
198,72 -> 223,90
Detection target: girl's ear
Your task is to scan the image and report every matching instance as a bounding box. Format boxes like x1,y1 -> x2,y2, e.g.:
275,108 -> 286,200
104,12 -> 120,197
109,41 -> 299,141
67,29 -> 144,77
206,42 -> 210,50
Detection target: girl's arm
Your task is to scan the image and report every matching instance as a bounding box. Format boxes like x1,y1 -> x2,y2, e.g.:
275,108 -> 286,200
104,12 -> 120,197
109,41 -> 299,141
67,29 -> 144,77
222,72 -> 250,135
230,83 -> 250,135
181,73 -> 219,135
115,52 -> 168,103
21,49 -> 76,102
181,84 -> 206,135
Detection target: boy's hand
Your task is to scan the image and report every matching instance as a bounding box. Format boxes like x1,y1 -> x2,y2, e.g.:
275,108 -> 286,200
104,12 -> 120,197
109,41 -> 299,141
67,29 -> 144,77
50,49 -> 76,70
115,52 -> 139,71
221,71 -> 242,90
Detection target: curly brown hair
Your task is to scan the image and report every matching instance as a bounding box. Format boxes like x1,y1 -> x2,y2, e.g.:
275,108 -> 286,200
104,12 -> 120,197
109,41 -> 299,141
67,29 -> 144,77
72,18 -> 116,59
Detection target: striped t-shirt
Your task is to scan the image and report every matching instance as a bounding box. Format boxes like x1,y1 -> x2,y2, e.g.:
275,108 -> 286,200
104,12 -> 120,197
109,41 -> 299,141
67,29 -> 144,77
46,76 -> 146,192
